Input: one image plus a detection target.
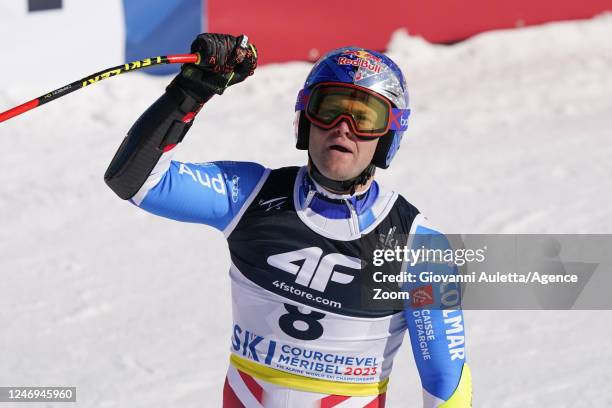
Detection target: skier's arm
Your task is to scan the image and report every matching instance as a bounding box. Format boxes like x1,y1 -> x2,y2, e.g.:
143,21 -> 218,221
403,215 -> 472,407
104,34 -> 261,231
131,159 -> 268,232
104,81 -> 209,200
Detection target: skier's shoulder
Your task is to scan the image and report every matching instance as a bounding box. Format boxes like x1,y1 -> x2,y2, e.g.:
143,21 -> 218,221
268,165 -> 301,177
204,160 -> 268,175
375,181 -> 421,230
211,163 -> 299,180
378,185 -> 448,237
189,160 -> 270,187
259,166 -> 302,189
396,197 -> 442,236
393,191 -> 420,220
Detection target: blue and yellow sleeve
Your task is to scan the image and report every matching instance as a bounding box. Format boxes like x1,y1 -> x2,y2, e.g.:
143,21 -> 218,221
403,215 -> 472,407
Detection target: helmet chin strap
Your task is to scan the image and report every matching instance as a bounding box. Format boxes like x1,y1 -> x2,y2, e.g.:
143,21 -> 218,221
308,155 -> 376,196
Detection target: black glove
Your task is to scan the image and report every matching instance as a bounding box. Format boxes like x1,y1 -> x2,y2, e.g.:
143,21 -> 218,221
170,33 -> 258,99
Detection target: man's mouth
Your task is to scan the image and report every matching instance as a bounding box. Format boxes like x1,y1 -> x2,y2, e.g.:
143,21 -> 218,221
329,145 -> 352,153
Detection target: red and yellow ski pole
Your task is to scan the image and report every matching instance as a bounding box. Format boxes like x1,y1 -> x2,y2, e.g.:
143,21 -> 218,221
0,53 -> 198,124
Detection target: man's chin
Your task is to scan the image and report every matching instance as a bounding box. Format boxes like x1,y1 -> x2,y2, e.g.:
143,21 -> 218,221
319,166 -> 360,182
311,155 -> 364,181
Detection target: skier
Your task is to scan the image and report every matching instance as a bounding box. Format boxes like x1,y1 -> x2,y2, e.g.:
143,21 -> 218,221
105,33 -> 472,407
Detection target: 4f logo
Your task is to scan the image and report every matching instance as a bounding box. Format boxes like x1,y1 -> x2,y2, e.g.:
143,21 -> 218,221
267,248 -> 361,292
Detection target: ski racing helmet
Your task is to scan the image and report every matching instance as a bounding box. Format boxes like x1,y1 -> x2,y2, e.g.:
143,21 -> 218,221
294,47 -> 410,189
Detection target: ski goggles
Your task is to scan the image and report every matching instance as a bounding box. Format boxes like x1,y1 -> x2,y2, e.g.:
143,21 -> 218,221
298,82 -> 410,137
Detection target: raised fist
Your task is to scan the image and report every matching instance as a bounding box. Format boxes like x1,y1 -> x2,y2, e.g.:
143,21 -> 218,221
171,33 -> 258,98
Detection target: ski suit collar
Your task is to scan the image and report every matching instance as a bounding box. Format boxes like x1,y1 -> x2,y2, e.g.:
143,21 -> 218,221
294,167 -> 398,240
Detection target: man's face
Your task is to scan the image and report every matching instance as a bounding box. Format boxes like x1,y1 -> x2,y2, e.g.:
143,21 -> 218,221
308,102 -> 380,181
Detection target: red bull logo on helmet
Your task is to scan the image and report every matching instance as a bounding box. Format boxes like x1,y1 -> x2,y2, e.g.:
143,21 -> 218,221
341,49 -> 382,62
337,50 -> 382,74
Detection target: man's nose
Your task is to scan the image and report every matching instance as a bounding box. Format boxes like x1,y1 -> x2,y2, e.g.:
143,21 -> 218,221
332,118 -> 353,137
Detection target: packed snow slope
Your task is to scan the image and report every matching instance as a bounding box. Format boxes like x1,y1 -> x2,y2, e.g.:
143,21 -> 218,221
1,15 -> 611,408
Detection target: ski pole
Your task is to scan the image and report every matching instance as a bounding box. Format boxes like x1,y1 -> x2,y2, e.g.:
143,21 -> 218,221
0,53 -> 199,124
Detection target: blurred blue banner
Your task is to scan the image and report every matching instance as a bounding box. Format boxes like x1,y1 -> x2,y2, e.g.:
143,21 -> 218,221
123,0 -> 204,75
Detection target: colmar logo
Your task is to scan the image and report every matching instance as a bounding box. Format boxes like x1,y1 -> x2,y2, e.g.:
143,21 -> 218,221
267,247 -> 361,292
411,285 -> 434,308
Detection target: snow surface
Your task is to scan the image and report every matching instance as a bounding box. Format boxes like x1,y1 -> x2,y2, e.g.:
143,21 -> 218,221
1,15 -> 612,408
